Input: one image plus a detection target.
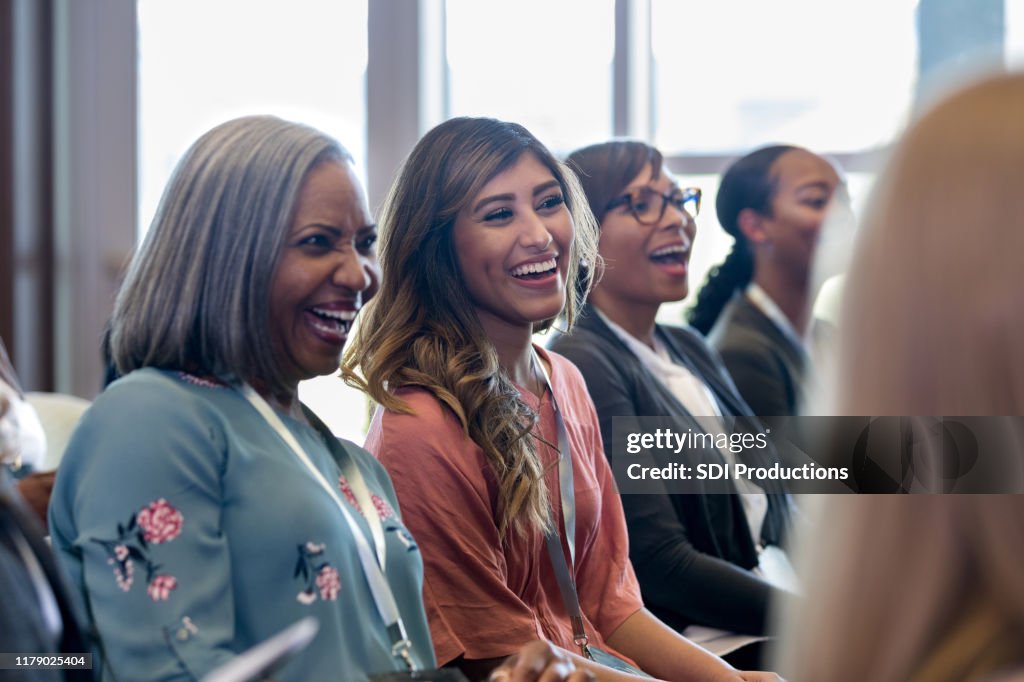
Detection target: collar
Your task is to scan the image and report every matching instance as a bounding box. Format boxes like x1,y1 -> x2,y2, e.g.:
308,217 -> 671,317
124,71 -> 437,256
745,283 -> 806,353
591,307 -> 672,365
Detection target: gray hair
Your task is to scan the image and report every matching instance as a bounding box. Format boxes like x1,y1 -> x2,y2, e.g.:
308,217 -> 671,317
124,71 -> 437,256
111,115 -> 351,394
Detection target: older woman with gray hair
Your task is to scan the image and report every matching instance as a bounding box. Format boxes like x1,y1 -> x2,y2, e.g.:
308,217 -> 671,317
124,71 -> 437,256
49,115 -> 587,682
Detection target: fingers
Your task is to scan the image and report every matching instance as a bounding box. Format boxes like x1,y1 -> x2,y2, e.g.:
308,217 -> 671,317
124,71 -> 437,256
535,659 -> 576,682
739,672 -> 786,682
490,641 -> 584,682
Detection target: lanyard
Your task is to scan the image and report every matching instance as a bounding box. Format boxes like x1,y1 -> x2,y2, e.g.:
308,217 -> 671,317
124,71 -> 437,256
531,350 -> 590,658
239,384 -> 416,671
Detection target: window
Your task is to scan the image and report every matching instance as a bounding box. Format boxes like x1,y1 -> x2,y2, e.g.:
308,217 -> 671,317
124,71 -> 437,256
651,0 -> 919,155
446,0 -> 616,153
137,0 -> 369,438
137,0 -> 368,238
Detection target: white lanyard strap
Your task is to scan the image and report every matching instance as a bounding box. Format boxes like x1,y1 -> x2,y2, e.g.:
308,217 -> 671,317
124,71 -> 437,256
531,350 -> 590,656
239,384 -> 415,671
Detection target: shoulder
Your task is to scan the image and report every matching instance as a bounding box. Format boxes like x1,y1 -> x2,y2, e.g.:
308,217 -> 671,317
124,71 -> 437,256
548,323 -> 618,364
659,322 -> 724,365
660,322 -> 711,348
379,386 -> 465,438
543,348 -> 586,386
368,386 -> 479,471
546,329 -> 636,392
80,368 -> 232,434
61,369 -> 235,475
709,298 -> 774,352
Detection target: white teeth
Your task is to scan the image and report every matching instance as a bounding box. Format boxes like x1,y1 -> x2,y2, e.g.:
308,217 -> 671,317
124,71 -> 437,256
651,244 -> 689,258
510,257 -> 557,277
311,308 -> 357,321
309,316 -> 347,336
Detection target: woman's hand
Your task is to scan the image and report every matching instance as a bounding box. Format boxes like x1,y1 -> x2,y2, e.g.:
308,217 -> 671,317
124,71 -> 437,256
736,672 -> 785,682
489,641 -> 595,682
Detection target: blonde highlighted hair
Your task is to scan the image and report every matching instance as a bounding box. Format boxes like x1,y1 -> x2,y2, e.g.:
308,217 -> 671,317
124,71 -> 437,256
780,73 -> 1024,682
343,117 -> 598,538
838,72 -> 1024,416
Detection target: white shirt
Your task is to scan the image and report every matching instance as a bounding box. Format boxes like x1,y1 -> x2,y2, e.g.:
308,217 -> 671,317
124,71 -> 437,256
0,379 -> 46,470
593,308 -> 768,546
745,283 -> 807,356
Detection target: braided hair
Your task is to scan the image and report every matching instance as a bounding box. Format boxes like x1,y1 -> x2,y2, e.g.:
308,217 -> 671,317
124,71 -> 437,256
688,145 -> 798,334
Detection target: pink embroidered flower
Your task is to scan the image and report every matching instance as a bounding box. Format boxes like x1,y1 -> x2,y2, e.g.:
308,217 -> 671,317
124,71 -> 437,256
337,476 -> 362,514
316,565 -> 341,601
114,544 -> 129,561
137,499 -> 183,545
371,494 -> 395,520
296,590 -> 316,605
114,560 -> 134,592
147,575 -> 178,601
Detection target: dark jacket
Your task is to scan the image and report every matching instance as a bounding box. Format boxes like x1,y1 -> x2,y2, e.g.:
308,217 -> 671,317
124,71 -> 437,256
708,294 -> 808,418
549,306 -> 792,636
0,472 -> 93,681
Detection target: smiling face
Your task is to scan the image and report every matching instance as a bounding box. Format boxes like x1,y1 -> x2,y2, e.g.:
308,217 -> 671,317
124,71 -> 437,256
590,162 -> 698,317
451,152 -> 574,338
746,149 -> 843,283
268,159 -> 377,389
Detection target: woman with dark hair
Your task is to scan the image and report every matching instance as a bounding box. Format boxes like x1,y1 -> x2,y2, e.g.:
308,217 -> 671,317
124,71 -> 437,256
49,116 -> 585,682
688,146 -> 844,417
549,140 -> 795,666
347,119 -> 781,681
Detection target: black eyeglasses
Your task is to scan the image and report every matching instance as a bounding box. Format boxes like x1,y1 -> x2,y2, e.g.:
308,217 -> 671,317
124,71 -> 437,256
606,186 -> 702,225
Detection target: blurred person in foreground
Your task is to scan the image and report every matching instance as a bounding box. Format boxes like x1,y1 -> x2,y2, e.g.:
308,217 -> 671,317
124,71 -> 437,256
778,72 -> 1024,682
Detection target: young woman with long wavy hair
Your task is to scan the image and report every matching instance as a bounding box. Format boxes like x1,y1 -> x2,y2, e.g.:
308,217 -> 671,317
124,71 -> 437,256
345,117 -> 782,682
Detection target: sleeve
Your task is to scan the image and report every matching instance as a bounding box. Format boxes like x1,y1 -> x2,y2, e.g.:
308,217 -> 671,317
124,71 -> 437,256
554,340 -> 782,636
364,394 -> 541,665
49,376 -> 237,680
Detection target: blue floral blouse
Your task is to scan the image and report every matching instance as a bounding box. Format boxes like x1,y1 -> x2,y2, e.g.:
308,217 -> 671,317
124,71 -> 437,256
49,368 -> 435,681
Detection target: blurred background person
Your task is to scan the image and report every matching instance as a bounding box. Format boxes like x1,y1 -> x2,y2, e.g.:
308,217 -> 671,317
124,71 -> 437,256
551,140 -> 795,668
2,336 -> 93,681
778,71 -> 1024,682
688,146 -> 845,417
1,338 -> 55,526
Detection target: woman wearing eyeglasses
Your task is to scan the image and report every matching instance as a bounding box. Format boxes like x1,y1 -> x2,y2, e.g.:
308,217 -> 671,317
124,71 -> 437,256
688,146 -> 845,418
549,141 -> 795,667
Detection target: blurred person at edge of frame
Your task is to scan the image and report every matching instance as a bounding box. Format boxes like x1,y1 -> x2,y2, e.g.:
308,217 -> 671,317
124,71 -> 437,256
777,72 -> 1024,682
48,115 -> 591,682
1,338 -> 56,526
1,337 -> 93,681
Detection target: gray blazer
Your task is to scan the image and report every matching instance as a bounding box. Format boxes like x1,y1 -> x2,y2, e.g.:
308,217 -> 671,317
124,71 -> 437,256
549,306 -> 792,636
708,294 -> 807,417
